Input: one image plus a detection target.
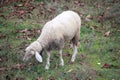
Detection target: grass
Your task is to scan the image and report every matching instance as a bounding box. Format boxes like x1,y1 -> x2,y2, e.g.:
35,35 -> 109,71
0,0 -> 120,80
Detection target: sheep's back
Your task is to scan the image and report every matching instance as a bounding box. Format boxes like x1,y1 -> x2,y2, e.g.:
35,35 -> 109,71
39,11 -> 81,46
52,11 -> 81,41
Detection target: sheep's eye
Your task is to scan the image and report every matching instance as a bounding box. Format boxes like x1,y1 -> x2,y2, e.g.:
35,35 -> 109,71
27,53 -> 31,57
31,51 -> 35,55
23,50 -> 26,53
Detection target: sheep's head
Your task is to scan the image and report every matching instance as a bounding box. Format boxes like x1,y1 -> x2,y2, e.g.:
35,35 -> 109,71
23,41 -> 43,63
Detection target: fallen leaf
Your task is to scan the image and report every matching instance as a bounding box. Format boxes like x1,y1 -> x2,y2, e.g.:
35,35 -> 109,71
104,31 -> 110,36
0,67 -> 7,71
88,76 -> 93,80
0,45 -> 2,51
0,14 -> 6,19
74,0 -> 79,5
97,4 -> 102,8
19,28 -> 28,33
26,37 -> 32,40
106,7 -> 110,10
102,63 -> 120,69
63,53 -> 71,57
16,10 -> 26,15
37,77 -> 43,80
92,26 -> 97,30
48,76 -> 55,80
117,29 -> 120,32
47,8 -> 53,13
16,28 -> 41,40
79,62 -> 84,65
16,77 -> 24,80
80,54 -> 86,60
67,69 -> 73,73
101,63 -> 111,68
14,4 -> 24,7
12,63 -> 25,69
97,15 -> 103,21
85,15 -> 93,21
117,50 -> 120,54
0,67 -> 7,75
0,58 -> 2,61
74,0 -> 84,6
28,62 -> 34,66
24,0 -> 30,7
0,34 -> 6,39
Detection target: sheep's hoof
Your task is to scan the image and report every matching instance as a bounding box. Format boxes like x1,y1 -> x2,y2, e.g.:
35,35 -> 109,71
60,60 -> 64,66
45,65 -> 49,70
71,57 -> 76,63
71,59 -> 75,63
60,63 -> 64,66
70,59 -> 75,64
70,61 -> 74,64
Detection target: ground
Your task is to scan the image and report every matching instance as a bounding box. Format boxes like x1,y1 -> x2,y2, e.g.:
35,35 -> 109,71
0,0 -> 120,80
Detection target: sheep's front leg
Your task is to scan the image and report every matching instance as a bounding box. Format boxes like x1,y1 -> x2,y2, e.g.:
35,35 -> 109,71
45,51 -> 51,70
59,49 -> 64,66
71,45 -> 78,62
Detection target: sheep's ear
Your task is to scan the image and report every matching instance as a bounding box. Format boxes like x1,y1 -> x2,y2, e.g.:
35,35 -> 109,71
35,51 -> 43,62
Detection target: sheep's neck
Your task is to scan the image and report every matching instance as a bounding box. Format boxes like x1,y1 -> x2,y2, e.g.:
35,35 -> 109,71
37,36 -> 50,48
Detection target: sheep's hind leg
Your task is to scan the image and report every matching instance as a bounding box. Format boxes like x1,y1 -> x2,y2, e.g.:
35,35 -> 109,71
59,49 -> 64,66
45,51 -> 51,70
71,31 -> 79,62
71,44 -> 78,62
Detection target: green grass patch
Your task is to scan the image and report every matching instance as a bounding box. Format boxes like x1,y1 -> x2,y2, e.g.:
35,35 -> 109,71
0,0 -> 120,80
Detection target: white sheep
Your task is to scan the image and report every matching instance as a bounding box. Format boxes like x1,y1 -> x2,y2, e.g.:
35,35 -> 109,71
23,10 -> 81,69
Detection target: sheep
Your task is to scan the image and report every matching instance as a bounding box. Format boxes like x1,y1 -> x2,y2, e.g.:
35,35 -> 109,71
23,10 -> 81,69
